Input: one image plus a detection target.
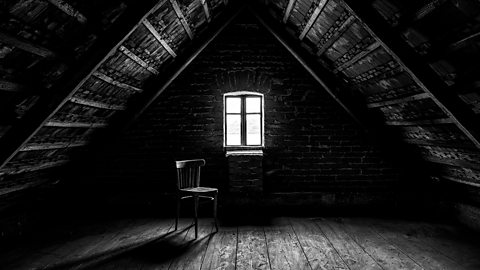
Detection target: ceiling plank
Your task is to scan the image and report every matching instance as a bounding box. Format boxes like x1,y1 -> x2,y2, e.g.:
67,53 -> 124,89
93,71 -> 143,92
282,0 -> 296,23
0,31 -> 55,58
119,45 -> 159,74
142,20 -> 177,58
70,97 -> 126,111
169,0 -> 194,39
200,0 -> 211,23
45,0 -> 87,24
334,41 -> 381,72
299,0 -> 328,40
316,15 -> 355,56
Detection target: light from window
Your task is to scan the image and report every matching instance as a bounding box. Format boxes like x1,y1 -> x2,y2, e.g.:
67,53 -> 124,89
224,93 -> 264,147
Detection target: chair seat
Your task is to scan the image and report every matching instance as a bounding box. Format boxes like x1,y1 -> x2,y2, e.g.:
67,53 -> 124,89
180,187 -> 218,193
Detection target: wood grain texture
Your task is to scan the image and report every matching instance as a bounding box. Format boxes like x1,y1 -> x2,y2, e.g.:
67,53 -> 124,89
236,226 -> 271,270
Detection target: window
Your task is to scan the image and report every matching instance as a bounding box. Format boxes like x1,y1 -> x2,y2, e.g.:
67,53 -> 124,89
224,92 -> 264,147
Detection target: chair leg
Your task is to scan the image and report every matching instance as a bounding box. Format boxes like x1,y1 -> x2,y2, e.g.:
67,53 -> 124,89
175,194 -> 180,231
194,195 -> 199,239
213,192 -> 218,232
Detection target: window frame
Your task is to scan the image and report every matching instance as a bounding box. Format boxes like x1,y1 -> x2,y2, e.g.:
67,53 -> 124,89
223,91 -> 264,148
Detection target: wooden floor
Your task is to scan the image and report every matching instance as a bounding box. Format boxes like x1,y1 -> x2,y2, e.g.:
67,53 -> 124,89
2,216 -> 480,269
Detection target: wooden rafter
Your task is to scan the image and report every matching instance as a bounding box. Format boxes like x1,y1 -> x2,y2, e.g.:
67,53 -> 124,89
441,175 -> 480,188
335,41 -> 381,72
282,0 -> 296,23
0,80 -> 24,92
385,118 -> 454,126
44,121 -> 107,128
0,32 -> 55,58
20,141 -> 86,151
119,45 -> 159,74
142,20 -> 177,58
0,0 -> 163,171
317,15 -> 355,55
367,93 -> 430,108
343,0 -> 480,149
93,71 -> 143,92
169,0 -> 194,39
45,0 -> 87,24
200,0 -> 211,22
299,0 -> 328,40
425,156 -> 480,171
1,159 -> 68,175
70,97 -> 126,111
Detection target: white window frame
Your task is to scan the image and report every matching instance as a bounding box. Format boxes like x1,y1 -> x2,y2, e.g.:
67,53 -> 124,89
223,91 -> 265,148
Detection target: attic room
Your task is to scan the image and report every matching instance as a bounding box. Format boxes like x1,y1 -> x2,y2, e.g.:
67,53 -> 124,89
1,0 -> 480,268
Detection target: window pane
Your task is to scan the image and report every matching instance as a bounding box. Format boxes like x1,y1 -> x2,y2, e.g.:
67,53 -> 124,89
246,114 -> 261,145
226,115 -> 241,145
246,96 -> 261,113
226,97 -> 241,113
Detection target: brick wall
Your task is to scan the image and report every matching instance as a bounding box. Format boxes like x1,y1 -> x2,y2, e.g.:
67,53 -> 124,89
82,11 -> 407,207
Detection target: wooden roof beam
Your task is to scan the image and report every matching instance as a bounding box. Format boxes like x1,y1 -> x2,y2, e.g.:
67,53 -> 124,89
0,80 -> 24,92
93,71 -> 143,92
70,97 -> 126,111
45,0 -> 87,24
367,93 -> 430,108
385,118 -> 454,126
20,141 -> 86,151
142,20 -> 177,58
169,0 -> 194,39
119,45 -> 159,74
0,32 -> 55,58
299,0 -> 328,40
1,159 -> 68,175
44,121 -> 107,128
282,0 -> 296,23
200,0 -> 211,23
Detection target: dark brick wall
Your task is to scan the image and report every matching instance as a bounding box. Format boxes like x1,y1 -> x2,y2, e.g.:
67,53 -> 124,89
82,11 -> 406,206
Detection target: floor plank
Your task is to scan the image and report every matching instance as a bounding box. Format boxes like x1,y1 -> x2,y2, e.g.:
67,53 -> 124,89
375,219 -> 480,269
236,225 -> 271,270
2,217 -> 480,270
337,217 -> 423,270
315,218 -> 382,270
201,225 -> 237,270
167,220 -> 213,270
289,218 -> 348,270
367,218 -> 462,270
264,217 -> 311,270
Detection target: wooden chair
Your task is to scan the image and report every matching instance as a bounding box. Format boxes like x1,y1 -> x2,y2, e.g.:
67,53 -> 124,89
175,159 -> 218,238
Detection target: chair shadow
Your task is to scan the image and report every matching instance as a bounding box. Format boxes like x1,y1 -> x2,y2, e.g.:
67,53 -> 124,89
50,223 -> 213,269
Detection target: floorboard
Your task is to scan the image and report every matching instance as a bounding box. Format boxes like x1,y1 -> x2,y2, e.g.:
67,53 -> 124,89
1,217 -> 480,269
236,225 -> 271,270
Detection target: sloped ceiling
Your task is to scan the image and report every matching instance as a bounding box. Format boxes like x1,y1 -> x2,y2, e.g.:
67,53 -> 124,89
0,0 -> 480,194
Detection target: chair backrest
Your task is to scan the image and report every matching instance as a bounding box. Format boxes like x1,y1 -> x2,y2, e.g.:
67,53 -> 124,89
175,159 -> 205,189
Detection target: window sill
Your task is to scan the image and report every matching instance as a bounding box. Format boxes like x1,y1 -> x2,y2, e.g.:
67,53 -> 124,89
225,148 -> 264,157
